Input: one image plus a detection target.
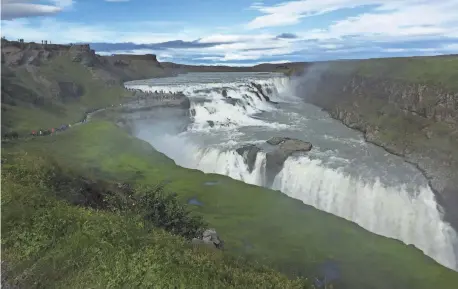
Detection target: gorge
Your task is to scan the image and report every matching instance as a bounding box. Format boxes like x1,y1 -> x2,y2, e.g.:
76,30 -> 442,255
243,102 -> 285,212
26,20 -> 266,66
125,71 -> 458,271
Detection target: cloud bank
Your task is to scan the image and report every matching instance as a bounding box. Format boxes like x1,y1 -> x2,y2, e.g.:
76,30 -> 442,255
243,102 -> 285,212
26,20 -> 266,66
1,0 -> 457,65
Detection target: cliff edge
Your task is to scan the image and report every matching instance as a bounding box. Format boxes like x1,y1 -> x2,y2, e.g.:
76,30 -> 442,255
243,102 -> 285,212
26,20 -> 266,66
292,55 -> 458,231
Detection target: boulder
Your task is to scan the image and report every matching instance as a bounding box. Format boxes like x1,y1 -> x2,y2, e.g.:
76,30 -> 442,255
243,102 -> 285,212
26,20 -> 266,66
266,136 -> 287,145
223,96 -> 241,106
273,137 -> 313,154
192,228 -> 224,249
222,89 -> 228,97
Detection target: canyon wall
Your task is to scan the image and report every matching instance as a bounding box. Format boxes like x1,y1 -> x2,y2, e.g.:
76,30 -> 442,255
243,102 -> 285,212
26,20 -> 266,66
294,58 -> 458,230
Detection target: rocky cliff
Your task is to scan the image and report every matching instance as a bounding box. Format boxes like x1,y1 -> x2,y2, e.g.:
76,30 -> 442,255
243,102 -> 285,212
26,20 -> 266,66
293,57 -> 458,231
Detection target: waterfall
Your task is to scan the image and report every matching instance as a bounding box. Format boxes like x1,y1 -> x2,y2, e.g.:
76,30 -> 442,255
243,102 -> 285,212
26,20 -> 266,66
129,72 -> 458,270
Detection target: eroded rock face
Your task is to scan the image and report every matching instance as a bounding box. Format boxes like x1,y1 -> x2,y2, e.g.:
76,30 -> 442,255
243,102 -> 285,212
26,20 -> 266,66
250,82 -> 272,102
236,144 -> 261,172
265,137 -> 312,186
236,137 -> 312,186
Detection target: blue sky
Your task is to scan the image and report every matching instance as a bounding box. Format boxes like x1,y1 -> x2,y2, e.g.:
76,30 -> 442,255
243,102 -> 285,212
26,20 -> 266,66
1,0 -> 458,65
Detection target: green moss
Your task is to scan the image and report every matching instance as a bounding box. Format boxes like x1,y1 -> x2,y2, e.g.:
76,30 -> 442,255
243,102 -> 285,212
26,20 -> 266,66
5,121 -> 458,289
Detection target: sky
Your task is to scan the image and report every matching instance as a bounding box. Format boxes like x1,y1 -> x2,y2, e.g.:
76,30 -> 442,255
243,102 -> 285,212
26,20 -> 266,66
1,0 -> 458,65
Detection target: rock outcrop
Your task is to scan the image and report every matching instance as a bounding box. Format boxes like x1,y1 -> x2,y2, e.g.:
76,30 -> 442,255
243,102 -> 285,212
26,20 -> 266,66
237,137 -> 312,186
192,228 -> 224,249
249,82 -> 279,104
122,90 -> 191,112
265,137 -> 313,185
236,144 -> 261,172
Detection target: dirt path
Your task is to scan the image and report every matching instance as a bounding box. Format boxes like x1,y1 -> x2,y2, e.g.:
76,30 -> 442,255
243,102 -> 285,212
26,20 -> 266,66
2,105 -> 121,143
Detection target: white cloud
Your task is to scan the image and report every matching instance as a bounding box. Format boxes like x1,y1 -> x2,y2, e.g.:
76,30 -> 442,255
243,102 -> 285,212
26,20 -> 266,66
383,48 -> 406,53
320,0 -> 458,40
197,34 -> 272,44
1,0 -> 73,20
0,18 -> 198,43
442,43 -> 458,52
247,0 -> 383,29
246,0 -> 458,42
50,0 -> 74,8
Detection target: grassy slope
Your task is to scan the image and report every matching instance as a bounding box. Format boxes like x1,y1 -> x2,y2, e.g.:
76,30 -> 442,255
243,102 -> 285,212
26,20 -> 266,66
2,154 -> 306,289
1,56 -> 131,134
286,54 -> 458,91
4,121 -> 458,289
328,54 -> 458,90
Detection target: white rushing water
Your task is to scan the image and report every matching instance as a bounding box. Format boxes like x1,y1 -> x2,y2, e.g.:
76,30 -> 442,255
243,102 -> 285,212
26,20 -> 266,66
126,72 -> 458,270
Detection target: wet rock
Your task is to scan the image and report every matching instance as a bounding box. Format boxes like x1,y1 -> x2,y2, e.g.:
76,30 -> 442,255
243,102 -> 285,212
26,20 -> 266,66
238,137 -> 312,186
251,82 -> 271,102
253,91 -> 263,101
223,97 -> 241,106
222,89 -> 228,97
236,144 -> 261,173
207,120 -> 215,127
192,228 -> 224,249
